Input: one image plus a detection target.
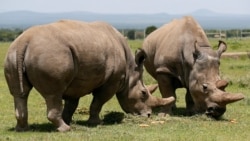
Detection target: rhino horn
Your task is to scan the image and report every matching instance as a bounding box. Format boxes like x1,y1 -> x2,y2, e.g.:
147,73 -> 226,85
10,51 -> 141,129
145,84 -> 174,107
216,80 -> 228,91
148,96 -> 175,107
146,84 -> 158,94
211,93 -> 245,106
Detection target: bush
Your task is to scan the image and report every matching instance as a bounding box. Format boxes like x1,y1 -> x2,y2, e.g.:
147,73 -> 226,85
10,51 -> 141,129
145,25 -> 157,37
0,28 -> 23,41
127,30 -> 135,40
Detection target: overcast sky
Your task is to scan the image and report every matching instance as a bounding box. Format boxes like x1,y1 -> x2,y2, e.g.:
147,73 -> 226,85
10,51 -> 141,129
1,0 -> 249,14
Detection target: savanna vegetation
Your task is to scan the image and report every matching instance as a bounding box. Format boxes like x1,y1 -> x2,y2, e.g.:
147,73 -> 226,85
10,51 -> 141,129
0,38 -> 249,141
1,28 -> 250,41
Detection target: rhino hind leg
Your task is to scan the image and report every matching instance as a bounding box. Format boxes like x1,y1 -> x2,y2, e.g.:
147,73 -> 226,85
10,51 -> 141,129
62,97 -> 80,125
13,82 -> 32,132
5,69 -> 32,131
45,96 -> 70,132
14,96 -> 29,131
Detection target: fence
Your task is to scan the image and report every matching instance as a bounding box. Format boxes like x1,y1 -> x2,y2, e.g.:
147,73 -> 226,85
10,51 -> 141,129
205,29 -> 250,39
119,29 -> 250,40
205,30 -> 227,39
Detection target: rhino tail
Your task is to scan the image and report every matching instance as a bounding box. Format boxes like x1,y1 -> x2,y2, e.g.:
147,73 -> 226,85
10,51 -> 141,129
16,42 -> 28,95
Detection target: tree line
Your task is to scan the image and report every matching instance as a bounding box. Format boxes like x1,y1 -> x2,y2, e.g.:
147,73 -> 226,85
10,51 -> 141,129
0,27 -> 250,42
0,28 -> 23,41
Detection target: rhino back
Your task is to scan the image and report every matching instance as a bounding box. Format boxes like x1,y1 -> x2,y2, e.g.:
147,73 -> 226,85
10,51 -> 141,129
143,16 -> 210,78
10,20 -> 129,97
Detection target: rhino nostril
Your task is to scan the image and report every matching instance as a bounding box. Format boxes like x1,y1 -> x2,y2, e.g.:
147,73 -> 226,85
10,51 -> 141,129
206,106 -> 226,119
203,83 -> 208,90
147,113 -> 151,118
207,107 -> 214,112
205,107 -> 215,116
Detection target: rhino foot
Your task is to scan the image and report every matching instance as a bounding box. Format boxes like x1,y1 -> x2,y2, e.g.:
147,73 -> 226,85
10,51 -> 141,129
56,124 -> 71,132
157,103 -> 175,117
15,125 -> 29,132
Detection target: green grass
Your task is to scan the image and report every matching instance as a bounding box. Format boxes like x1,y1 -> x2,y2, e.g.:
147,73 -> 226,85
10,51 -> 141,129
209,38 -> 250,52
0,39 -> 250,141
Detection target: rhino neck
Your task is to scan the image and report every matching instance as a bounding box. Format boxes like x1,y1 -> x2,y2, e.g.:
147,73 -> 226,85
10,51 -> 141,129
115,64 -> 138,113
179,61 -> 192,88
115,80 -> 130,113
115,64 -> 131,106
115,41 -> 142,112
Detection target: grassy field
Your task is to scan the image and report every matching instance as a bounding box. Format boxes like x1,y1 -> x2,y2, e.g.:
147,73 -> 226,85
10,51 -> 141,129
0,39 -> 249,141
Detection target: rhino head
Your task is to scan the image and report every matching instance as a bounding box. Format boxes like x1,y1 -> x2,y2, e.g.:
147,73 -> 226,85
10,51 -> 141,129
189,40 -> 244,118
116,49 -> 175,117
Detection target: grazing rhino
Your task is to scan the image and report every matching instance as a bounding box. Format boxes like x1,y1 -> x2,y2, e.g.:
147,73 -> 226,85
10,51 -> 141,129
142,16 -> 244,118
4,20 -> 174,132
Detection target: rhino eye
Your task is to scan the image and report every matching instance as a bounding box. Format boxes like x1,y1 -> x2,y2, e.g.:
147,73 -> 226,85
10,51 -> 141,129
141,90 -> 148,99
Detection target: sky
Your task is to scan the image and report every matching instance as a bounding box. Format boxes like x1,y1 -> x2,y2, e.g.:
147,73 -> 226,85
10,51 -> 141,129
1,0 -> 249,15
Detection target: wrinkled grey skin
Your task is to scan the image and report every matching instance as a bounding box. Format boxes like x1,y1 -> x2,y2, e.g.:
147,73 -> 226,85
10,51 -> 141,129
4,20 -> 174,132
142,16 -> 244,118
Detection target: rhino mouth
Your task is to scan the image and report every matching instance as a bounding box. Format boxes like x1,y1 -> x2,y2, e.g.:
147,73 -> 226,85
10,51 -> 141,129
205,106 -> 226,119
134,111 -> 151,118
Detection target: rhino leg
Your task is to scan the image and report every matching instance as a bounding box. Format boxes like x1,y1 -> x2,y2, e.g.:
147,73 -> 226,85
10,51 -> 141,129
14,96 -> 29,131
88,86 -> 116,125
5,68 -> 32,131
45,96 -> 70,132
185,90 -> 195,116
156,74 -> 176,116
62,97 -> 80,125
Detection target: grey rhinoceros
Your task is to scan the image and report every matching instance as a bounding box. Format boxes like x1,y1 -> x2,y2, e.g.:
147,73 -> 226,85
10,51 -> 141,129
142,16 -> 244,118
4,20 -> 174,132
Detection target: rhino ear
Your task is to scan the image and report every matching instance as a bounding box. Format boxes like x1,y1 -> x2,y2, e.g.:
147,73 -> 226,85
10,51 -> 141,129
216,80 -> 228,91
217,40 -> 227,57
193,41 -> 202,59
135,48 -> 146,67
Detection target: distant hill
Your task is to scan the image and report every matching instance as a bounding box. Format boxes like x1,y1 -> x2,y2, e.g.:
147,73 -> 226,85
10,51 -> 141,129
0,10 -> 250,29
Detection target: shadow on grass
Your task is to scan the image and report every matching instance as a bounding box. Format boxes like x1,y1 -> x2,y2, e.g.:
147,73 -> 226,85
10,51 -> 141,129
8,123 -> 56,132
7,109 -> 230,132
7,112 -> 125,132
75,111 -> 125,127
152,106 -> 187,116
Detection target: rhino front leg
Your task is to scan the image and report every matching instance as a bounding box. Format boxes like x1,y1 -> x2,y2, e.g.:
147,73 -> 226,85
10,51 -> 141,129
45,96 -> 70,132
185,89 -> 195,116
88,88 -> 115,125
156,74 -> 176,116
62,97 -> 80,125
14,96 -> 29,131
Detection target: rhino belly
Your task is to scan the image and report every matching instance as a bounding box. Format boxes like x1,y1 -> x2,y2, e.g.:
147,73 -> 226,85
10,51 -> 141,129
64,77 -> 103,98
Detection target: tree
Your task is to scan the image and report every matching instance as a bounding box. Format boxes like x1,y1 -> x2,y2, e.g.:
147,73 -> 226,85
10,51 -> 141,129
145,25 -> 157,37
0,28 -> 23,41
127,30 -> 135,40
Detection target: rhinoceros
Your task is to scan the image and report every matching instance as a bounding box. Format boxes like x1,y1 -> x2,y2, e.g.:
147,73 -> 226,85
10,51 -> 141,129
4,20 -> 174,132
142,16 -> 244,118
